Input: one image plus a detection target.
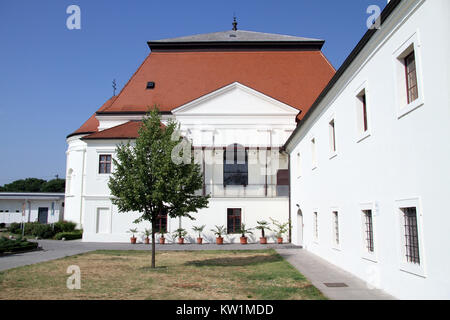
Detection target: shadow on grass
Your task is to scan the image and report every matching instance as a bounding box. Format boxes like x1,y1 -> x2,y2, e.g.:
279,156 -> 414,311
139,265 -> 169,272
184,253 -> 282,267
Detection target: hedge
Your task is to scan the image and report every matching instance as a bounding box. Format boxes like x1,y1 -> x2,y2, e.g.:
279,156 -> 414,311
54,230 -> 83,240
7,221 -> 78,239
0,237 -> 38,254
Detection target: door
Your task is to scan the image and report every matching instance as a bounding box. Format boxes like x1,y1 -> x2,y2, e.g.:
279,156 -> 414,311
297,209 -> 304,246
38,207 -> 48,224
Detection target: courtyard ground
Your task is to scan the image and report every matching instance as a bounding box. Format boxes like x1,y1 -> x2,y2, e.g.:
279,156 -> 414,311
0,249 -> 324,300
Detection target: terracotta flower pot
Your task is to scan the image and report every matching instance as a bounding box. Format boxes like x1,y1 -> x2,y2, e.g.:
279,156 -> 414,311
216,237 -> 224,245
144,237 -> 150,244
159,237 -> 165,244
130,237 -> 137,244
197,237 -> 203,244
240,237 -> 248,245
178,238 -> 184,244
260,237 -> 267,244
277,237 -> 283,244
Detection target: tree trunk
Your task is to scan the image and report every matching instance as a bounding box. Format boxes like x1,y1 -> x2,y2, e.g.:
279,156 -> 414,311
151,219 -> 156,268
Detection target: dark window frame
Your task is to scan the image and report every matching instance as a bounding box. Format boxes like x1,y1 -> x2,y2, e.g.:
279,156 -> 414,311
402,207 -> 420,264
155,213 -> 167,233
223,144 -> 248,186
98,154 -> 112,174
404,51 -> 418,104
227,208 -> 241,234
363,210 -> 374,253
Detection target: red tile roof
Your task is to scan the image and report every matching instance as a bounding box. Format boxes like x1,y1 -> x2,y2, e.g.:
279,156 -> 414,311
82,120 -> 165,140
99,51 -> 335,115
69,48 -> 335,138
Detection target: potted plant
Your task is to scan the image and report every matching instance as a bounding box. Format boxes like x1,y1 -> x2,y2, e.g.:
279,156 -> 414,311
270,218 -> 289,244
255,220 -> 271,244
192,225 -> 206,244
142,228 -> 151,244
159,230 -> 166,244
211,225 -> 226,244
239,223 -> 253,245
128,228 -> 138,244
173,228 -> 188,244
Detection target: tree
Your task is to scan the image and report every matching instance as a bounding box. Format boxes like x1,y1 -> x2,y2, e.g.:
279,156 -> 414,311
40,179 -> 66,192
108,108 -> 210,268
1,178 -> 46,192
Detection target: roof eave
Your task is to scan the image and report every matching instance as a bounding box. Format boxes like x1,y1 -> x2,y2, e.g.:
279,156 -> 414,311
147,40 -> 325,51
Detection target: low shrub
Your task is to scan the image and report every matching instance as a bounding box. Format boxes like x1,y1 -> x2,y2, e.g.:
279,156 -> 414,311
0,236 -> 38,254
7,222 -> 22,234
54,230 -> 83,240
0,223 -> 5,228
53,221 -> 76,234
31,224 -> 54,239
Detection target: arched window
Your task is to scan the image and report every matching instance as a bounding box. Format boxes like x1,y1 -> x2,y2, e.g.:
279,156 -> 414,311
223,144 -> 248,186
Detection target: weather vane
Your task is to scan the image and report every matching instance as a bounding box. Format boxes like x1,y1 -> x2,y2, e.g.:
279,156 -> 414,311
112,79 -> 117,96
232,15 -> 238,31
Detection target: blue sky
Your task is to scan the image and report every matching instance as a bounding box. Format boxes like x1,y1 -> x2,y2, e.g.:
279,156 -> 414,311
0,0 -> 387,185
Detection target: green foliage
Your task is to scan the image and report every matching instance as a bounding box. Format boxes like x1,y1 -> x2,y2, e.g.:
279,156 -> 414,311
270,218 -> 289,238
8,223 -> 22,234
211,225 -> 226,238
192,225 -> 206,238
0,236 -> 38,254
53,221 -> 76,233
173,228 -> 187,239
54,230 -> 83,240
255,220 -> 271,238
40,179 -> 66,192
142,228 -> 152,237
0,177 -> 65,192
0,223 -> 5,229
127,228 -> 138,238
108,107 -> 210,267
8,221 -> 78,239
239,223 -> 253,238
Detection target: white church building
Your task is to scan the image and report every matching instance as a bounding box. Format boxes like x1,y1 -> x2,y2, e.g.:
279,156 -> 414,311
65,0 -> 449,299
285,0 -> 450,299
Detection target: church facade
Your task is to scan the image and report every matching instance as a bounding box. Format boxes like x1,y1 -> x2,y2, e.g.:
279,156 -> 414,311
64,27 -> 334,243
285,0 -> 450,299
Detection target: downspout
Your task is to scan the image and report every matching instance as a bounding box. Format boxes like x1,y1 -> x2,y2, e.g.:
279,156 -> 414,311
79,149 -> 86,228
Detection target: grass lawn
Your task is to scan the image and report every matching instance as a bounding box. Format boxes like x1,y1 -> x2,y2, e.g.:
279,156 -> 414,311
0,249 -> 325,300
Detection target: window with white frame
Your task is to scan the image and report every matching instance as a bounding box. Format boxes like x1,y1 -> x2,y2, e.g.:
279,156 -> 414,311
356,89 -> 369,137
313,211 -> 319,241
98,154 -> 112,174
311,138 -> 317,169
332,211 -> 339,246
401,207 -> 420,265
363,210 -> 374,253
329,119 -> 337,155
393,33 -> 424,118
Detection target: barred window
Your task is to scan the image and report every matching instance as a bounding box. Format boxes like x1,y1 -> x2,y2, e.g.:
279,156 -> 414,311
363,210 -> 374,253
402,207 -> 420,264
329,119 -> 336,153
99,154 -> 112,174
227,208 -> 241,234
405,51 -> 418,104
333,211 -> 339,245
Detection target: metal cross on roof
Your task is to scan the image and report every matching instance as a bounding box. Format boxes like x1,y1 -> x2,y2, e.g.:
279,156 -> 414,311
232,16 -> 238,31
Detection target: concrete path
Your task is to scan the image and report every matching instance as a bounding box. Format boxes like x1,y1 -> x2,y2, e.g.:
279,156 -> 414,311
276,248 -> 395,300
0,239 -> 298,271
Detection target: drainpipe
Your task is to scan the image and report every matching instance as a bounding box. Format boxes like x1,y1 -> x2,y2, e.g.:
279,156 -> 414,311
280,147 -> 291,243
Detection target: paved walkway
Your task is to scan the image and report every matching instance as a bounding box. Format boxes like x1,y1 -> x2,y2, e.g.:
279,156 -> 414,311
276,248 -> 395,300
1,240 -> 395,299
